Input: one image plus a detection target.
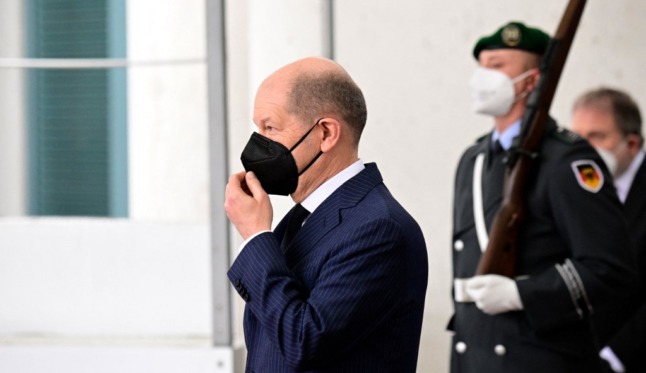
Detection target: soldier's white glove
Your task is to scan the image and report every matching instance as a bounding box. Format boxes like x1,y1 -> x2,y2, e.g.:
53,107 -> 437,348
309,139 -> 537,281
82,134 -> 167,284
600,346 -> 626,373
465,274 -> 523,315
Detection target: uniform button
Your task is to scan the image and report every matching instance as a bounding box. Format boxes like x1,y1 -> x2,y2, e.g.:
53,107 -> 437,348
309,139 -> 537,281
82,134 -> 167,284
454,240 -> 464,252
494,344 -> 506,356
455,341 -> 467,354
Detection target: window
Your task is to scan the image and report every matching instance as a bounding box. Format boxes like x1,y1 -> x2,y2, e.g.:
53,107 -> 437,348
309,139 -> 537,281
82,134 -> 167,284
27,0 -> 127,216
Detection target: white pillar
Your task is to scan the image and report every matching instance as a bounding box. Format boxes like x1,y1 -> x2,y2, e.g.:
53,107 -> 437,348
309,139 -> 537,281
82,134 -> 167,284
0,0 -> 26,216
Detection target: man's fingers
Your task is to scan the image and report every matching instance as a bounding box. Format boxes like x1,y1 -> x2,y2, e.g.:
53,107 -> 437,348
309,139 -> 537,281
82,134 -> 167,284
227,171 -> 246,190
245,171 -> 266,199
223,171 -> 273,239
225,172 -> 248,211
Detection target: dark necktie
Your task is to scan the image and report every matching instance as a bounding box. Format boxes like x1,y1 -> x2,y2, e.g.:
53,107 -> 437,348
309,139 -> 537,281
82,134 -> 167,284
281,204 -> 310,251
484,140 -> 506,220
493,139 -> 504,155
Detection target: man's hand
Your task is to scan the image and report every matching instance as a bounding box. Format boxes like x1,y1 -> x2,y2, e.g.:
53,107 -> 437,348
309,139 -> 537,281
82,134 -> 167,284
465,274 -> 523,315
224,171 -> 273,240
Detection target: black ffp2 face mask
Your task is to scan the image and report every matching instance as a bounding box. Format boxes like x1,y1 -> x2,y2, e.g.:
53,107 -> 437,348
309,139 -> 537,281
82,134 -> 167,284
240,120 -> 323,195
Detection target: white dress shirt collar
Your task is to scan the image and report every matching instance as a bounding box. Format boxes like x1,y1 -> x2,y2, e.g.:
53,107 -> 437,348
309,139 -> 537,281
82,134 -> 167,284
301,159 -> 365,213
614,149 -> 645,203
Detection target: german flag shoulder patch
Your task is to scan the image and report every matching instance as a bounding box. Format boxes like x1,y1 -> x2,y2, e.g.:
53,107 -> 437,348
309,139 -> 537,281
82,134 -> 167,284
571,160 -> 604,193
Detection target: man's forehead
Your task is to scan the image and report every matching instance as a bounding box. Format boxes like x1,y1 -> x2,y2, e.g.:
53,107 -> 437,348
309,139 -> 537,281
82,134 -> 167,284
254,83 -> 287,109
575,102 -> 615,120
573,107 -> 617,130
252,104 -> 283,125
578,98 -> 614,112
252,93 -> 290,127
479,49 -> 533,63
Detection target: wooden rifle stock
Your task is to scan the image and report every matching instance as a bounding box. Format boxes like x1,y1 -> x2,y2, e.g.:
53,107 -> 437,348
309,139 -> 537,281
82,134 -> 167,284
475,0 -> 587,277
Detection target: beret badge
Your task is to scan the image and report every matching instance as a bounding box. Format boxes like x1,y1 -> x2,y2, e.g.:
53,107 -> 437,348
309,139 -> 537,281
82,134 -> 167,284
502,24 -> 522,47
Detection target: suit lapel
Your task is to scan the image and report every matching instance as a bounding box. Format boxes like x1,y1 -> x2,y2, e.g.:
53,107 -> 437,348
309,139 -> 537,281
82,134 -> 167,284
284,163 -> 383,263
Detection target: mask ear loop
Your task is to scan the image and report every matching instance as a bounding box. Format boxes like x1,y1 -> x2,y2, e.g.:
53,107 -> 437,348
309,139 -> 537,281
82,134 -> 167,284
511,69 -> 534,84
511,69 -> 535,103
289,118 -> 323,152
289,118 -> 325,176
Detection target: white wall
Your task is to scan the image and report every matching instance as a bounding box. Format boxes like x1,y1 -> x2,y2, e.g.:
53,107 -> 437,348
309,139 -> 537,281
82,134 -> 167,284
0,219 -> 212,338
127,0 -> 210,223
0,0 -> 26,216
0,218 -> 229,372
0,345 -> 233,373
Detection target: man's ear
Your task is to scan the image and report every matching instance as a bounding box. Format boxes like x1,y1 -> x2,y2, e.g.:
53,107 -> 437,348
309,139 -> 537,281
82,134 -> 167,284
527,68 -> 540,92
626,133 -> 642,157
318,117 -> 341,153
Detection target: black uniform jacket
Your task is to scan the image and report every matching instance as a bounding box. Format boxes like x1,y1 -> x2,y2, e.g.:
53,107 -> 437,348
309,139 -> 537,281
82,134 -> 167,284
449,120 -> 638,373
608,156 -> 646,372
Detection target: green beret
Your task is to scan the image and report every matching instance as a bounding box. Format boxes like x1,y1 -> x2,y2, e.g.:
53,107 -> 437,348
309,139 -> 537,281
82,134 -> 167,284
473,21 -> 551,60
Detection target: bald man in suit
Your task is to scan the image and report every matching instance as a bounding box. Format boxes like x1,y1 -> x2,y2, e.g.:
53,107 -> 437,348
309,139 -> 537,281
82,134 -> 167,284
225,57 -> 428,373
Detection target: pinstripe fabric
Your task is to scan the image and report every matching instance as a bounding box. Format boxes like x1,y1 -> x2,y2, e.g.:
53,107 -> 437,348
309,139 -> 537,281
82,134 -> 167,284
228,163 -> 428,372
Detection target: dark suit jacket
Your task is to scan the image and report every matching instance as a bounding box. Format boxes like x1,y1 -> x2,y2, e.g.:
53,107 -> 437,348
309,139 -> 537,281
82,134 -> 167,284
449,121 -> 638,373
228,163 -> 428,373
608,156 -> 646,372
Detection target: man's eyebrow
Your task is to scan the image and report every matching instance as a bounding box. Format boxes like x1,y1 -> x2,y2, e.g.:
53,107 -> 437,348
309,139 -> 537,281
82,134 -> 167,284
254,117 -> 269,127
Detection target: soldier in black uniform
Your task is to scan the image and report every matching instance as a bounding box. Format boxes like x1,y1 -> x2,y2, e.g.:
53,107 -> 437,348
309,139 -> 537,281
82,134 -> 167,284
448,22 -> 638,373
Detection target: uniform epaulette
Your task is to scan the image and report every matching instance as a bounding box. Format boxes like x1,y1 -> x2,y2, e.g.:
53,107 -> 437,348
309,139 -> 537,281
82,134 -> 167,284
551,126 -> 582,144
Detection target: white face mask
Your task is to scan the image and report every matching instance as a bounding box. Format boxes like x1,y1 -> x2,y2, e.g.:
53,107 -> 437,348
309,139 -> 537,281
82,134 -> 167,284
594,147 -> 618,177
594,139 -> 629,178
469,67 -> 533,117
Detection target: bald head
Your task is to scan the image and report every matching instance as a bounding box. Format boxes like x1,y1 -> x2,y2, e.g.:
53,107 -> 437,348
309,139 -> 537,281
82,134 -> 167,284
259,57 -> 367,144
266,56 -> 346,80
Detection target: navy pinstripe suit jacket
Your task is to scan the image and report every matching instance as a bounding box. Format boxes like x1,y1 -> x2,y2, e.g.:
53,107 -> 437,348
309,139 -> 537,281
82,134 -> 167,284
228,163 -> 428,372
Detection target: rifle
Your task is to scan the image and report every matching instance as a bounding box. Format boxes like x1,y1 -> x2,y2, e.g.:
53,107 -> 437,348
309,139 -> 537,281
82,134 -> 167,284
475,0 -> 587,277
